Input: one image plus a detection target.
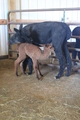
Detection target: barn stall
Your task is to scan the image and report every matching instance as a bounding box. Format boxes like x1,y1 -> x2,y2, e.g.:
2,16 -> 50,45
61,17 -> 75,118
0,0 -> 80,120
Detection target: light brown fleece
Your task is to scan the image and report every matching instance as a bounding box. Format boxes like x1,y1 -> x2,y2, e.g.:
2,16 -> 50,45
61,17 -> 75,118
15,43 -> 54,80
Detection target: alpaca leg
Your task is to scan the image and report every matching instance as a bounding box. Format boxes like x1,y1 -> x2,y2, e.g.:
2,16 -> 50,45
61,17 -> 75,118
63,41 -> 72,76
20,61 -> 26,74
37,60 -> 43,77
54,47 -> 66,79
34,66 -> 40,80
15,56 -> 26,76
33,60 -> 40,80
15,57 -> 21,76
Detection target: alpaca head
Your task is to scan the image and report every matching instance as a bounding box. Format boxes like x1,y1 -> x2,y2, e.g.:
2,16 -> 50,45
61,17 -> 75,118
44,44 -> 54,53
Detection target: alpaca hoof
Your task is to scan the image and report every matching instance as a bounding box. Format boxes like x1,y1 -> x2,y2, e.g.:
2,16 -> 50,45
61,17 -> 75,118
23,72 -> 26,75
37,77 -> 40,80
55,76 -> 60,79
54,74 -> 60,79
65,73 -> 70,77
28,72 -> 32,75
16,73 -> 18,76
40,74 -> 43,77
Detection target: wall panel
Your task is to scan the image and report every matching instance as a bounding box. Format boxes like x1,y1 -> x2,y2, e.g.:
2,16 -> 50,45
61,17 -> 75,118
20,0 -> 80,22
14,0 -> 80,42
0,0 -> 8,56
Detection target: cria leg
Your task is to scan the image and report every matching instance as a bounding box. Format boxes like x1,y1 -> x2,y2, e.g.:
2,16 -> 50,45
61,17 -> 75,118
15,56 -> 26,76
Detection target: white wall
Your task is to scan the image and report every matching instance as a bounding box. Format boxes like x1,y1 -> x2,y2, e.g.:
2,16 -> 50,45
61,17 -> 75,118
0,0 -> 8,56
20,0 -> 80,22
15,0 -> 80,42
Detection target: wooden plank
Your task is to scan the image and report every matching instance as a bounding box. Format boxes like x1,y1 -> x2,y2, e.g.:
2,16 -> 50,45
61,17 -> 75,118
16,19 -> 44,23
67,22 -> 80,25
8,19 -> 80,25
0,19 -> 7,25
8,19 -> 45,24
71,35 -> 80,39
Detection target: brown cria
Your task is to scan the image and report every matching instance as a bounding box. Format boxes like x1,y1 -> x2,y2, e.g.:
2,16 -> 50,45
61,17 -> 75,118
15,43 -> 54,80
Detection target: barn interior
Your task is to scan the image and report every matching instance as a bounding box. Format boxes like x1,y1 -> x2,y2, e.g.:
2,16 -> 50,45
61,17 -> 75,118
0,0 -> 80,120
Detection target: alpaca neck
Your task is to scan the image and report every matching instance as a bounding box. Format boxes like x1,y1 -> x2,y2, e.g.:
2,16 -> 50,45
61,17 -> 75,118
39,50 -> 50,60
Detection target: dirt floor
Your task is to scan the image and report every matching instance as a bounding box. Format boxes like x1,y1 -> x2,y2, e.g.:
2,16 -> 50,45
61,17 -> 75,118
0,59 -> 80,120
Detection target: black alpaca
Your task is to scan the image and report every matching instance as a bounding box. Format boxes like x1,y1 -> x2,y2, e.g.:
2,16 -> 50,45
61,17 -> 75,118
72,27 -> 80,65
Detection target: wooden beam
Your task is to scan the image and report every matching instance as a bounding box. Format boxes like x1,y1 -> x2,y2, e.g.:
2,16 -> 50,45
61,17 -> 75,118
0,19 -> 7,25
0,18 -> 80,25
8,19 -> 80,25
8,19 -> 45,24
71,35 -> 80,39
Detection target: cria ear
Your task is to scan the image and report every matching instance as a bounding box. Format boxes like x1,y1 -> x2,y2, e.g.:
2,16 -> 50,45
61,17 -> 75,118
50,46 -> 53,49
14,28 -> 20,33
49,44 -> 53,49
45,44 -> 50,47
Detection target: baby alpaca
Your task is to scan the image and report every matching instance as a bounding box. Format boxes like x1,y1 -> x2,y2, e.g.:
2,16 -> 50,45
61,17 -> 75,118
15,43 -> 54,80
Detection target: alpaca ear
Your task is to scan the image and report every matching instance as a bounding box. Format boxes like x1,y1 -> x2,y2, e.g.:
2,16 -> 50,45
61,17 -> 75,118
45,44 -> 50,47
19,24 -> 23,30
14,28 -> 20,33
50,46 -> 53,49
48,44 -> 53,49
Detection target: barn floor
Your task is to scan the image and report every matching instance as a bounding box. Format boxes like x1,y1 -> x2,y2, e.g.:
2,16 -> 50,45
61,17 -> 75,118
0,59 -> 80,120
